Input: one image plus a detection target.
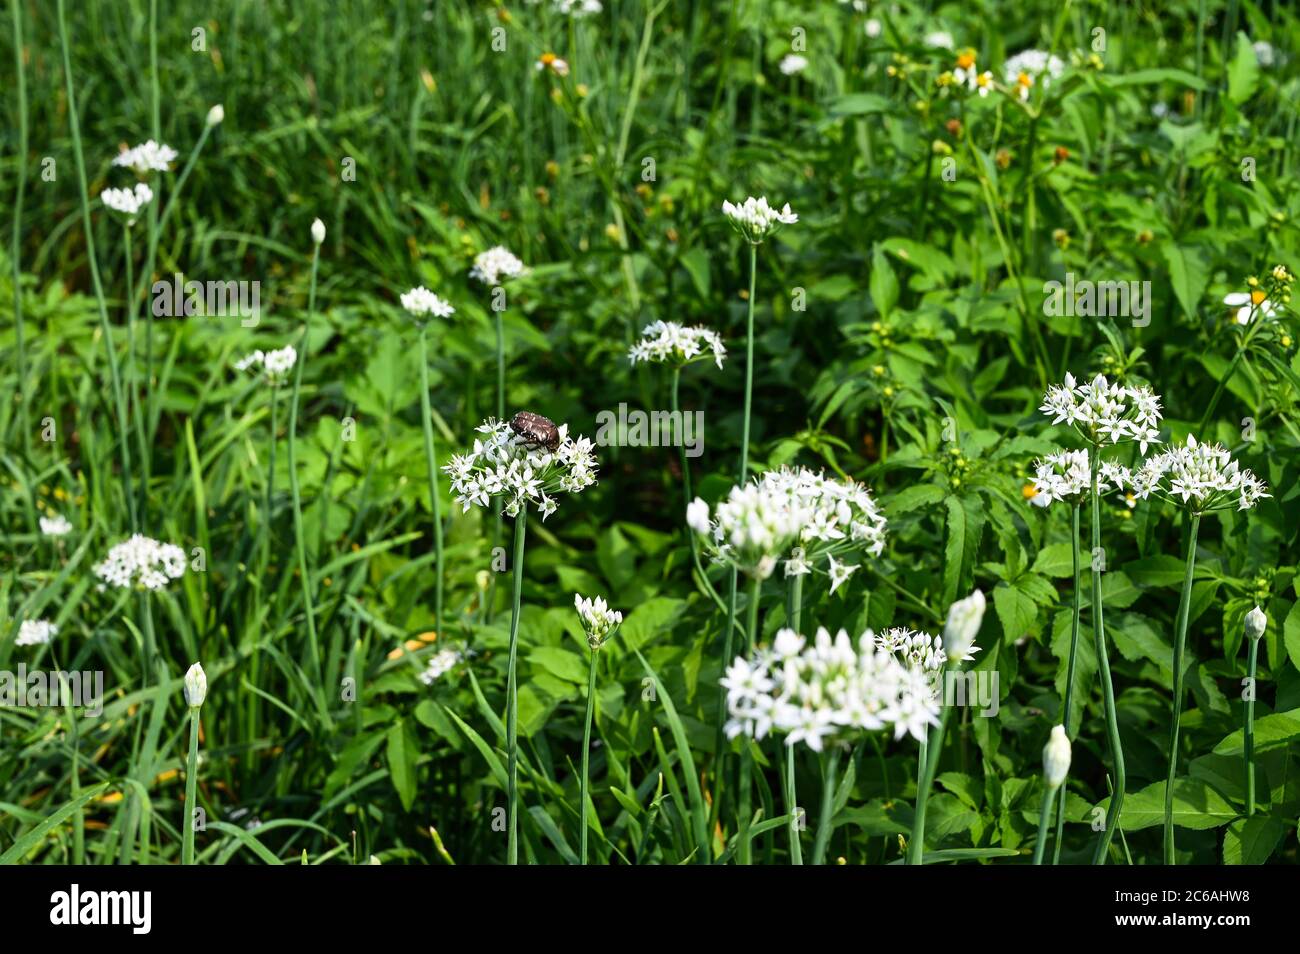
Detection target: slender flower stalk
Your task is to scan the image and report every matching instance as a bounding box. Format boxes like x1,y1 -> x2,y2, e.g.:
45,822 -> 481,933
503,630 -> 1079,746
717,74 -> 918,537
505,509 -> 527,865
1034,725 -> 1072,865
289,222 -> 325,687
574,594 -> 622,865
1244,606 -> 1266,816
737,575 -> 761,864
1162,513 -> 1200,863
10,0 -> 30,460
1052,501 -> 1082,863
182,662 -> 206,865
403,288 -> 456,634
907,589 -> 985,865
784,572 -> 804,864
56,0 -> 137,531
810,744 -> 841,865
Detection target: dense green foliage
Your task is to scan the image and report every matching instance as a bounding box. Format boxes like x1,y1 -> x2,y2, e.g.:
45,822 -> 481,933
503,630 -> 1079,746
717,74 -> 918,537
3,0 -> 1300,865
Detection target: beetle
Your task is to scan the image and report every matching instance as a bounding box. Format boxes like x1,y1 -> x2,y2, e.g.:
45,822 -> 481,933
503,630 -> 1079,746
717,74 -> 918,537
508,410 -> 561,452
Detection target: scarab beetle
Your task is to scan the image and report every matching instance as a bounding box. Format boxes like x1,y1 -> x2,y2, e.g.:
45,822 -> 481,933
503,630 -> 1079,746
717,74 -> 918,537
509,411 -> 561,452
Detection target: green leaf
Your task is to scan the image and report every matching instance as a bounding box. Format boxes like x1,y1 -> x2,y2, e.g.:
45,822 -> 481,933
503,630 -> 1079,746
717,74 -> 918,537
827,93 -> 893,116
1222,816 -> 1284,864
1032,543 -> 1076,579
870,244 -> 899,319
1227,32 -> 1260,105
1213,709 -> 1300,756
528,645 -> 588,683
386,719 -> 418,811
1160,242 -> 1209,322
1113,778 -> 1238,831
888,484 -> 945,515
0,783 -> 111,863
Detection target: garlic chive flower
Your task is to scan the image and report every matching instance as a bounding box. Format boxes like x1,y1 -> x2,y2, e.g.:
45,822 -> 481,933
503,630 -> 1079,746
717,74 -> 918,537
1123,434 -> 1269,513
469,246 -> 528,286
101,183 -> 154,224
16,619 -> 58,647
722,626 -> 941,750
93,534 -> 187,591
1042,724 -> 1072,789
551,0 -> 603,16
942,589 -> 986,663
1039,373 -> 1163,453
40,513 -> 73,537
234,345 -> 297,385
574,594 -> 623,650
111,139 -> 178,174
1003,49 -> 1064,101
184,662 -> 207,707
1030,449 -> 1128,505
690,467 -> 887,585
418,648 -> 463,685
311,218 -> 326,245
779,54 -> 809,75
443,417 -> 599,519
400,286 -> 455,319
1245,605 -> 1267,642
206,104 -> 225,127
722,196 -> 798,244
628,320 -> 726,369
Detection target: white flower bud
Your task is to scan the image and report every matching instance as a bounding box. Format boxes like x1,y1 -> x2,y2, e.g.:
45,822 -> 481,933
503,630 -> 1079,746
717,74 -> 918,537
943,589 -> 985,662
1244,605 -> 1266,642
686,498 -> 711,536
1043,724 -> 1071,789
184,662 -> 207,707
206,104 -> 225,127
311,218 -> 326,245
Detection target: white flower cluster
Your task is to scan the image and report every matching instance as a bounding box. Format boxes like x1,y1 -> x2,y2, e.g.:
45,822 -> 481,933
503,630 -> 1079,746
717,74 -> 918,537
93,534 -> 187,591
1039,373 -> 1163,452
469,246 -> 528,286
722,196 -> 798,244
234,345 -> 297,384
1124,435 -> 1270,513
418,648 -> 463,685
627,320 -> 727,369
101,183 -> 153,221
401,286 -> 455,318
444,418 -> 599,519
1029,448 -> 1129,506
111,140 -> 178,174
722,627 -> 940,750
1004,49 -> 1065,99
872,625 -> 979,700
40,513 -> 73,537
551,0 -> 602,15
779,54 -> 808,75
16,619 -> 58,647
574,594 -> 623,650
691,468 -> 887,587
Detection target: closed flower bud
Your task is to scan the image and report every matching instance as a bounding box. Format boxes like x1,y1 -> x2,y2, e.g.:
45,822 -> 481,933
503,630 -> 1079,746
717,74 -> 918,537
311,218 -> 326,245
1043,724 -> 1071,788
1245,605 -> 1266,642
943,589 -> 985,662
184,662 -> 207,707
207,104 -> 225,126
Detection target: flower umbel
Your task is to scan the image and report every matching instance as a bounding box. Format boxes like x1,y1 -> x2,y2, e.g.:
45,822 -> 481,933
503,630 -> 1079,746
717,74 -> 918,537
574,594 -> 623,650
469,246 -> 528,286
723,626 -> 941,749
628,320 -> 726,369
722,195 -> 798,244
1126,434 -> 1269,513
111,139 -> 178,174
16,619 -> 58,647
93,534 -> 187,591
400,286 -> 455,319
234,345 -> 297,385
1039,373 -> 1163,453
443,416 -> 599,519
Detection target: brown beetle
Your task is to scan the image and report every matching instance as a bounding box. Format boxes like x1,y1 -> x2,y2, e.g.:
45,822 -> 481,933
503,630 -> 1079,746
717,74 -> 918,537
508,411 -> 561,452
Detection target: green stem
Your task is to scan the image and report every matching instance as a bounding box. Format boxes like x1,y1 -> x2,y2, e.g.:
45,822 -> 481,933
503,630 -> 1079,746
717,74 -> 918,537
784,572 -> 804,864
579,647 -> 597,864
182,707 -> 200,865
810,745 -> 842,865
10,0 -> 29,460
737,574 -> 761,864
1089,445 -> 1126,864
709,564 -> 740,850
1245,636 -> 1259,817
1032,785 -> 1056,865
739,244 -> 757,481
907,660 -> 954,865
289,245 -> 323,688
418,325 -> 445,632
56,0 -> 137,532
1162,512 -> 1201,865
506,508 -> 528,865
1052,501 -> 1083,863
672,366 -> 729,616
1197,349 -> 1243,434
